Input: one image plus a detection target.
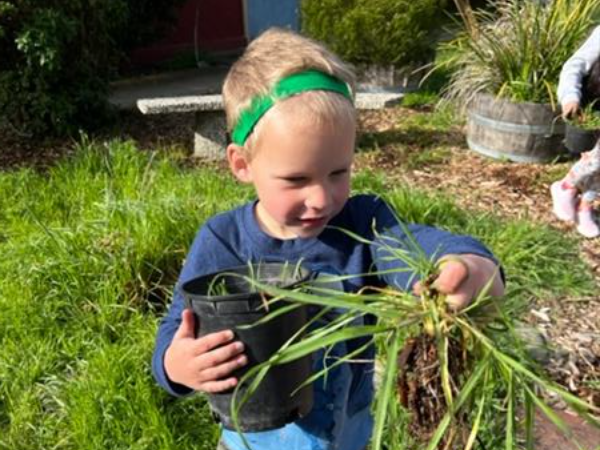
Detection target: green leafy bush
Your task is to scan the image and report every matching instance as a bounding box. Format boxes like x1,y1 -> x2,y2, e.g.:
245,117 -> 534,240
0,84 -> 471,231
0,0 -> 182,137
301,0 -> 447,68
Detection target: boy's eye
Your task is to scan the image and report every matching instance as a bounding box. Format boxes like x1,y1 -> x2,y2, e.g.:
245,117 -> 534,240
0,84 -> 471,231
331,169 -> 348,177
282,176 -> 307,183
280,169 -> 348,184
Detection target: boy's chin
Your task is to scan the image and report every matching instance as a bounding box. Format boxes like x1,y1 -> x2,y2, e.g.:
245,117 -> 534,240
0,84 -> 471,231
291,224 -> 327,239
267,218 -> 330,239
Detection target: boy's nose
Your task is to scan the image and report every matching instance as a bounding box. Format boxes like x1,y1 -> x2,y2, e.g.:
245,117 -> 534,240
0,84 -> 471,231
305,183 -> 331,211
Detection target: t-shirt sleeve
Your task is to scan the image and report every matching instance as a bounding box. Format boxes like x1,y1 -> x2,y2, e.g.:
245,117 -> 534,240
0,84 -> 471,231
367,199 -> 499,291
151,221 -> 246,396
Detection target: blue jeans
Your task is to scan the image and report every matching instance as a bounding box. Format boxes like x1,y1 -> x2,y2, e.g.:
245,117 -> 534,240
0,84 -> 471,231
217,442 -> 368,450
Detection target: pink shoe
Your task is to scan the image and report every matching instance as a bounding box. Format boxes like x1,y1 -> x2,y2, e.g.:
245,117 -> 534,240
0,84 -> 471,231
551,181 -> 577,222
576,208 -> 600,238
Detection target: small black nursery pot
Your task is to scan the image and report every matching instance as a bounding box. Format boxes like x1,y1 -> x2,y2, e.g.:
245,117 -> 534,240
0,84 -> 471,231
564,123 -> 599,156
181,263 -> 314,432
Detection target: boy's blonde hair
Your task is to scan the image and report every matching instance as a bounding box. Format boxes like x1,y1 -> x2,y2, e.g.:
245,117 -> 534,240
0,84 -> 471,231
223,28 -> 356,155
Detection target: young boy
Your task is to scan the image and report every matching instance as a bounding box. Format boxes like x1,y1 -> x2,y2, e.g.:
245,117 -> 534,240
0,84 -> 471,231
152,28 -> 505,450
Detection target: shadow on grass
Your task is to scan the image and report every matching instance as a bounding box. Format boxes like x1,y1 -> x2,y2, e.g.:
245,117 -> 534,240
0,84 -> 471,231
358,126 -> 464,151
126,260 -> 181,316
357,127 -> 463,170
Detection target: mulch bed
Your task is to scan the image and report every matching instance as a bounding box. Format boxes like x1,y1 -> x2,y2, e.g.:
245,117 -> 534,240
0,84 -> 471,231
2,106 -> 598,447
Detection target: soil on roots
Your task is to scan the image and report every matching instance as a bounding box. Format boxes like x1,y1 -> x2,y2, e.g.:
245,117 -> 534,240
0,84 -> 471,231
396,334 -> 469,448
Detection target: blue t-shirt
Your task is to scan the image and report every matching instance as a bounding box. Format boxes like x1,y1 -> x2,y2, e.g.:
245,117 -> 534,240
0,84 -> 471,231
152,194 -> 497,450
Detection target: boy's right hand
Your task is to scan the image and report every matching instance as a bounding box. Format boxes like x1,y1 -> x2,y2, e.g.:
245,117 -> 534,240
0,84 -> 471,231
164,309 -> 248,393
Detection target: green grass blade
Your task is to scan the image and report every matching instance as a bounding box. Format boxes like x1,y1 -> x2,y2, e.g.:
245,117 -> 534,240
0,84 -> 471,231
505,370 -> 515,450
272,325 -> 392,365
457,317 -> 600,416
496,350 -> 600,415
464,390 -> 487,450
371,331 -> 402,450
524,388 -> 536,450
251,280 -> 399,318
290,339 -> 374,396
524,384 -> 571,436
231,363 -> 273,449
236,302 -> 304,328
431,302 -> 453,408
425,354 -> 492,450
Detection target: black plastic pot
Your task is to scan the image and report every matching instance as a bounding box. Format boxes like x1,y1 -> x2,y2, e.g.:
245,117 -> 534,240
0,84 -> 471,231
564,123 -> 599,156
181,263 -> 314,432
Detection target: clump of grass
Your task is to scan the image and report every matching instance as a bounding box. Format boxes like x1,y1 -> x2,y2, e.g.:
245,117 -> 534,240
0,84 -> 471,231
402,91 -> 441,108
231,225 -> 599,450
400,105 -> 459,132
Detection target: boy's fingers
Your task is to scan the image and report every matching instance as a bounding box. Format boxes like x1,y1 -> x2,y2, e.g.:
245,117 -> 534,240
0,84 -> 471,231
198,377 -> 239,393
196,340 -> 245,364
412,281 -> 424,296
174,309 -> 196,340
193,330 -> 236,356
413,258 -> 469,296
198,355 -> 248,383
445,292 -> 470,311
432,258 -> 469,294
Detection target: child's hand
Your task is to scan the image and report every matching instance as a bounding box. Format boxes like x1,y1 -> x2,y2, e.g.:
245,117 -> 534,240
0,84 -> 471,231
562,101 -> 579,119
164,309 -> 248,393
414,254 -> 504,310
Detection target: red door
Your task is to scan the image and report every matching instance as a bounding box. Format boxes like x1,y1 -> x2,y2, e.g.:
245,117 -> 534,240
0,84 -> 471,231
131,0 -> 246,67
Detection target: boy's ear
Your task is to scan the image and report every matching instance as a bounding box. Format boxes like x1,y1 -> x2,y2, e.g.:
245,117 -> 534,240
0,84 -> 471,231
227,144 -> 253,183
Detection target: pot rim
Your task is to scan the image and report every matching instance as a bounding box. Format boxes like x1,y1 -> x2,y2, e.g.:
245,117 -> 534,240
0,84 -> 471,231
181,262 -> 313,303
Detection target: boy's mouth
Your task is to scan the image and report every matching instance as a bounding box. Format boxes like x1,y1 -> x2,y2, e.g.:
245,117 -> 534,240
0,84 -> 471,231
299,216 -> 328,227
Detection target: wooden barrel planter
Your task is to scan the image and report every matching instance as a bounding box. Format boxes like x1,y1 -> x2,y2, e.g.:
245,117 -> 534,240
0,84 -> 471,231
466,93 -> 566,163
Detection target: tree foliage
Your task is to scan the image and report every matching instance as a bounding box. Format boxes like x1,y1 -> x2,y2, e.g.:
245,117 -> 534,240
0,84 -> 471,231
0,0 -> 183,137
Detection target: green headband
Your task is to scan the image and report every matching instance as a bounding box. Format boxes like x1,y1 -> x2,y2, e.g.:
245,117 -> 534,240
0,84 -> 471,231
231,70 -> 353,146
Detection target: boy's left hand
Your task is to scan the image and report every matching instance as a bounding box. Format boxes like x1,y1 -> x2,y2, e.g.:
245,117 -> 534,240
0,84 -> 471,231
414,254 -> 504,310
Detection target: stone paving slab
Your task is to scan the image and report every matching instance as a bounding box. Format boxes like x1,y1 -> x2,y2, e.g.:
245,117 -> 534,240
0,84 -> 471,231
137,92 -> 404,114
109,67 -> 227,110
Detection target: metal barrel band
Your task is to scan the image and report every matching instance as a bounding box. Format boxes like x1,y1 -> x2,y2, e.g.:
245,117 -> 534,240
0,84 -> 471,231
466,138 -> 554,163
468,111 -> 564,136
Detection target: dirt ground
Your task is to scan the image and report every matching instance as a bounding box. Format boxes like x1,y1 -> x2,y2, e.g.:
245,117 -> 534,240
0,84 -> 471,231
2,107 -> 598,448
536,410 -> 600,450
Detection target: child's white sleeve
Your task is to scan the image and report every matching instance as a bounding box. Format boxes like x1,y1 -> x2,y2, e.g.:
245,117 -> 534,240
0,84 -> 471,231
557,26 -> 600,107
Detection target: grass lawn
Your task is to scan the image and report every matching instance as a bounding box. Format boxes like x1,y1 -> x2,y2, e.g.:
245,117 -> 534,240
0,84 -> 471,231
0,104 -> 597,449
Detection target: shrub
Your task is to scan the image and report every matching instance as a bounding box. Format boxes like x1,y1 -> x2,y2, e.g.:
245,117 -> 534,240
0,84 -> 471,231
0,0 -> 182,137
301,0 -> 447,68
